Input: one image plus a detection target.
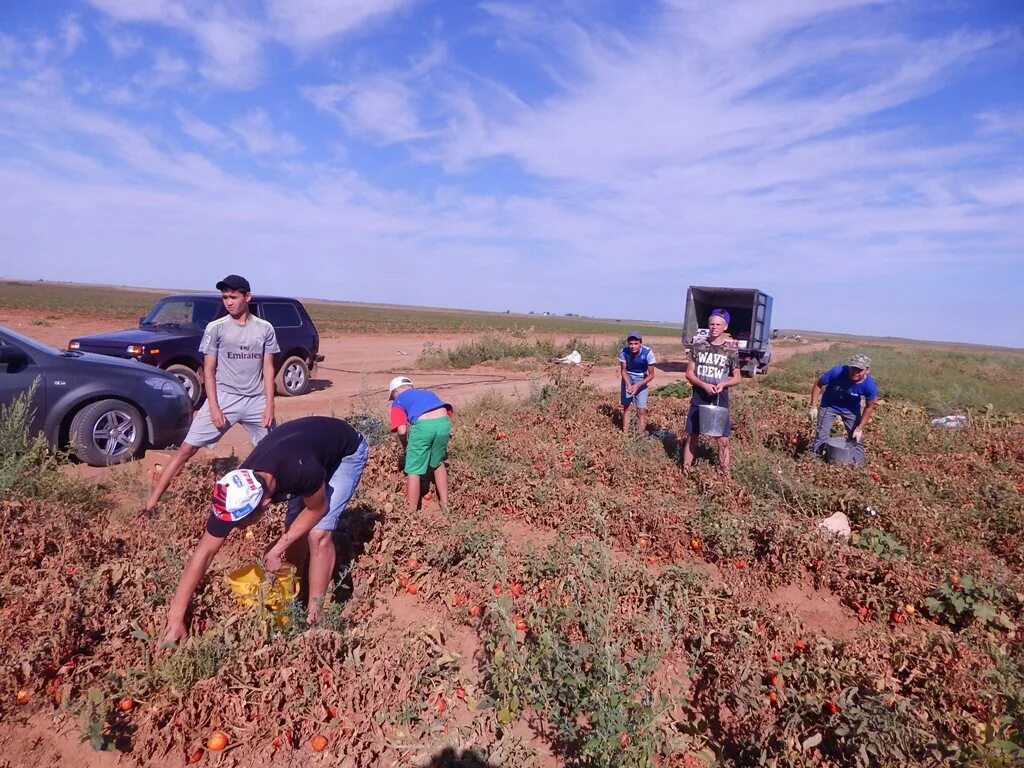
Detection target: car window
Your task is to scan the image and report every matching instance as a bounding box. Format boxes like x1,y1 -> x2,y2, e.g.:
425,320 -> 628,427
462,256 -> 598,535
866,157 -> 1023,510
261,302 -> 303,328
143,298 -> 222,329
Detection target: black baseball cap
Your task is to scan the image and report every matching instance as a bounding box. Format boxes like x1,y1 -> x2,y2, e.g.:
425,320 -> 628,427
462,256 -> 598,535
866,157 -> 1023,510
216,274 -> 251,293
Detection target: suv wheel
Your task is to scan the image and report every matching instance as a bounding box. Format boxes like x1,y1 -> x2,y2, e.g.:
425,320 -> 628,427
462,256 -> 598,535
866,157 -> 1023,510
275,356 -> 310,397
167,364 -> 203,408
70,399 -> 145,466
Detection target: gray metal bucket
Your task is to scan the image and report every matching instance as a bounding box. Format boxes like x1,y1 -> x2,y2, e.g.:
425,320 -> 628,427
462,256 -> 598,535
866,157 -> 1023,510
824,437 -> 859,465
696,404 -> 730,437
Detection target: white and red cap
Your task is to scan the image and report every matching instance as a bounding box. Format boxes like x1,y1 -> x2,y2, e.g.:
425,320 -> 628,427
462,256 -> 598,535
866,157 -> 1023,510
211,469 -> 264,523
388,375 -> 413,400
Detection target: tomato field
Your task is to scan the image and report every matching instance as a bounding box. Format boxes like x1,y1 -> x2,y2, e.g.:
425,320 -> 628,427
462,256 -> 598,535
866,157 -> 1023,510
1,367 -> 1022,767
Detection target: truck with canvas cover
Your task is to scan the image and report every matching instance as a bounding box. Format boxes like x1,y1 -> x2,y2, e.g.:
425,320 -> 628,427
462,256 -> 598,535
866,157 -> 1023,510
683,286 -> 773,376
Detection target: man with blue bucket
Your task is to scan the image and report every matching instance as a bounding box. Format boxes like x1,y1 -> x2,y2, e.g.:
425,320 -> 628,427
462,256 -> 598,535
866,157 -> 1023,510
618,331 -> 657,434
683,309 -> 741,475
809,353 -> 878,465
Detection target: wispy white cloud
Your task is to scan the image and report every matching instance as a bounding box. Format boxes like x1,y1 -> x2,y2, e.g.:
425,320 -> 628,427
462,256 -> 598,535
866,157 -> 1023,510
173,105 -> 232,150
151,49 -> 190,87
977,109 -> 1024,136
60,15 -> 84,56
304,77 -> 427,145
84,0 -> 416,89
101,27 -> 144,59
230,109 -> 303,156
265,0 -> 415,50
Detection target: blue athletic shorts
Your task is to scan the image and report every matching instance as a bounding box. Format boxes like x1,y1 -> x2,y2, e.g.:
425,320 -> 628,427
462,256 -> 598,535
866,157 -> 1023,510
285,436 -> 368,532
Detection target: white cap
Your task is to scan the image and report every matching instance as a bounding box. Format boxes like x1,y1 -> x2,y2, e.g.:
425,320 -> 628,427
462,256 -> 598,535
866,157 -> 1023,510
211,469 -> 264,523
388,376 -> 413,400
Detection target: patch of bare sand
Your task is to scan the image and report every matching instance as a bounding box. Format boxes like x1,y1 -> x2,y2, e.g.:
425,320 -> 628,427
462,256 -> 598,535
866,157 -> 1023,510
767,581 -> 863,641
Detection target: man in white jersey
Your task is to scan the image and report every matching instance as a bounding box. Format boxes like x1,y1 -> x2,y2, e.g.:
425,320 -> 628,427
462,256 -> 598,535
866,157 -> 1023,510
138,274 -> 280,518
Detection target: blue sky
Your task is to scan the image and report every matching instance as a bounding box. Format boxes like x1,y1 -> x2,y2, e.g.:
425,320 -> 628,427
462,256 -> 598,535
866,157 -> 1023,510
0,1 -> 1021,346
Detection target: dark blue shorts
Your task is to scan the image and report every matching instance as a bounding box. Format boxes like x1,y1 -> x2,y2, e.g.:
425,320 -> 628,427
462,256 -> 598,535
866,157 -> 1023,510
685,403 -> 731,437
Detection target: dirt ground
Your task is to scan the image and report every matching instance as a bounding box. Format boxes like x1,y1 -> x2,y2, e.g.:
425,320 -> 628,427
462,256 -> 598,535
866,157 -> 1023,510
0,308 -> 828,470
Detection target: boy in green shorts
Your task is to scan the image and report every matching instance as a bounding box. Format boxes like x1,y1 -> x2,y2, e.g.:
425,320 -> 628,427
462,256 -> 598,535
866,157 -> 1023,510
388,376 -> 453,512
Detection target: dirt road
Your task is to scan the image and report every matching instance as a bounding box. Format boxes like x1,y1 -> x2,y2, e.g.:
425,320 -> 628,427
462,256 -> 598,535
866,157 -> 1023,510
0,309 -> 828,465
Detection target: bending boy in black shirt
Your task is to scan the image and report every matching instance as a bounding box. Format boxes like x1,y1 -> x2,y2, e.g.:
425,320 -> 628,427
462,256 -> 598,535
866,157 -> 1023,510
162,417 -> 368,644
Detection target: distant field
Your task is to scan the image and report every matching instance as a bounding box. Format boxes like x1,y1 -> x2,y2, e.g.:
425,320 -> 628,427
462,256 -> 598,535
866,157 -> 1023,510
769,342 -> 1024,414
0,280 -> 681,336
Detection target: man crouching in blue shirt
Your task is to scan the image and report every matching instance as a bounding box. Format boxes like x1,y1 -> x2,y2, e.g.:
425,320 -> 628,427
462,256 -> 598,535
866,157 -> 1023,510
809,353 -> 879,465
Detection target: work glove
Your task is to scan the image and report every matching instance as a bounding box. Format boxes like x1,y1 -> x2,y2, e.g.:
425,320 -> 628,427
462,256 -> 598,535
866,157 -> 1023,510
808,407 -> 818,424
852,427 -> 863,443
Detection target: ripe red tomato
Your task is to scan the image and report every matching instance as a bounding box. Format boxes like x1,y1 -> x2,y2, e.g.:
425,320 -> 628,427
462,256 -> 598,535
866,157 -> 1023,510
207,731 -> 228,751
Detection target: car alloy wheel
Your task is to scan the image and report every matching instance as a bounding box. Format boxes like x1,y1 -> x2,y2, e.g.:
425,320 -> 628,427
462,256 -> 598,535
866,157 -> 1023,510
284,360 -> 307,392
92,408 -> 139,459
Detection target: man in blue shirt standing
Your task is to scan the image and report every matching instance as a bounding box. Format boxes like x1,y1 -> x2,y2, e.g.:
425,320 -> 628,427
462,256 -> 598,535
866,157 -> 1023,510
618,331 -> 656,434
809,353 -> 879,464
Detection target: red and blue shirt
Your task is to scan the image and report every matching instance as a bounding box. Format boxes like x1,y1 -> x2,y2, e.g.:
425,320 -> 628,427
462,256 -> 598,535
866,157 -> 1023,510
390,388 -> 453,431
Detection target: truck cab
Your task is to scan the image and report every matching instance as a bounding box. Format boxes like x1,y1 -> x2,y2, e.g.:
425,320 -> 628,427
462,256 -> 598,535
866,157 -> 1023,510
683,286 -> 773,377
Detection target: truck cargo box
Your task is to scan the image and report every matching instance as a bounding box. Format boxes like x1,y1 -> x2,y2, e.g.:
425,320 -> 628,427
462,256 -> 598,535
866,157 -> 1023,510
683,286 -> 773,376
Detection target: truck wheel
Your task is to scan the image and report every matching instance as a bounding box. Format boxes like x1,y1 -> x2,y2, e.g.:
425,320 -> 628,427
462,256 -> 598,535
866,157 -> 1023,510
166,364 -> 203,408
276,356 -> 310,397
70,399 -> 145,466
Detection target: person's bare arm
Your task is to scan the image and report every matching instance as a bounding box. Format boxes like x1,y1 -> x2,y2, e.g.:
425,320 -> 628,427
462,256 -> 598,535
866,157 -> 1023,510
164,532 -> 227,643
620,361 -> 636,394
638,355 -> 655,389
203,353 -> 225,428
719,366 -> 742,391
810,379 -> 824,407
261,352 -> 276,428
685,359 -> 713,394
853,399 -> 878,441
264,485 -> 328,572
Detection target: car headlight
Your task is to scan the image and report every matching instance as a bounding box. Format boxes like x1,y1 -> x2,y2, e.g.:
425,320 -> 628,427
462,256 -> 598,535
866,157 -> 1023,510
127,344 -> 144,356
68,341 -> 80,350
145,376 -> 185,398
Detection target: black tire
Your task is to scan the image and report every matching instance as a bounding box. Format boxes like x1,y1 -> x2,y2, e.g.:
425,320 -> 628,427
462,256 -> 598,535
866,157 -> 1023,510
166,364 -> 203,408
275,356 -> 310,397
69,399 -> 145,466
